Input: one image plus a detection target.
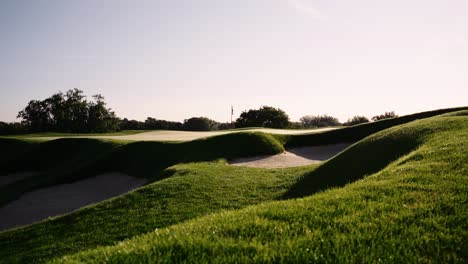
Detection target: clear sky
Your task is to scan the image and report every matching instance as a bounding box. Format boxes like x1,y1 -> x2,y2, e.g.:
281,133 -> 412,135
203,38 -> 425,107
1,0 -> 467,123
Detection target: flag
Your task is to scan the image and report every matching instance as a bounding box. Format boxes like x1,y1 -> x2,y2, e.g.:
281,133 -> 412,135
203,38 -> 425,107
231,105 -> 234,115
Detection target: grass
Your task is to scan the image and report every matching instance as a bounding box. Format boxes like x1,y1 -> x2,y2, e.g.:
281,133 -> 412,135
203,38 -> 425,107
50,114 -> 468,263
283,106 -> 468,147
0,130 -> 148,138
0,132 -> 283,205
0,162 -> 314,263
0,112 -> 466,263
0,108 -> 466,263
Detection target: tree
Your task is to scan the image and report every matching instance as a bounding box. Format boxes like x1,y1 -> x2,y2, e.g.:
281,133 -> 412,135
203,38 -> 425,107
343,115 -> 370,126
183,117 -> 218,131
235,106 -> 290,129
17,89 -> 119,133
87,94 -> 120,132
299,115 -> 341,128
372,111 -> 398,121
17,100 -> 53,132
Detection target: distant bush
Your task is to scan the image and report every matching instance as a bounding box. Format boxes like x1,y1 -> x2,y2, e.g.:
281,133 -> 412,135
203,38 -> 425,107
288,122 -> 305,129
144,117 -> 183,130
0,122 -> 29,135
235,106 -> 290,129
343,116 -> 369,126
372,111 -> 398,121
217,122 -> 235,130
300,115 -> 340,128
183,117 -> 218,131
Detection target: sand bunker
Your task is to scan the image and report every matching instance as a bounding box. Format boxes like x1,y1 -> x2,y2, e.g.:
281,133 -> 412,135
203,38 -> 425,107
0,173 -> 147,231
0,172 -> 38,187
230,143 -> 352,168
28,127 -> 338,142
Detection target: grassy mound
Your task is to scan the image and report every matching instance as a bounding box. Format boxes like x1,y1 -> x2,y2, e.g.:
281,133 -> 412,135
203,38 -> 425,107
284,106 -> 468,147
50,114 -> 468,263
0,132 -> 283,205
0,163 -> 312,263
2,113 -> 466,263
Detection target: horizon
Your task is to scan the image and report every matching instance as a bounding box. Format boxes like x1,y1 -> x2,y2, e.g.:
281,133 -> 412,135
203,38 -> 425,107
1,0 -> 467,123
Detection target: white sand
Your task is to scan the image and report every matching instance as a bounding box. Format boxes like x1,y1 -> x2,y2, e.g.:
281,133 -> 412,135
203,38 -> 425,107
230,143 -> 352,168
0,172 -> 38,187
0,173 -> 147,231
27,127 -> 338,142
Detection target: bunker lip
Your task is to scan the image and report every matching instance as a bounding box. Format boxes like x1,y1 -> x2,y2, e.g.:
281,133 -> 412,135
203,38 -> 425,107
23,127 -> 338,142
0,172 -> 147,232
229,143 -> 353,168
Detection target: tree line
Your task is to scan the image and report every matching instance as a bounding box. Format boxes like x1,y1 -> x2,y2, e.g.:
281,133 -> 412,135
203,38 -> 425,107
0,89 -> 398,134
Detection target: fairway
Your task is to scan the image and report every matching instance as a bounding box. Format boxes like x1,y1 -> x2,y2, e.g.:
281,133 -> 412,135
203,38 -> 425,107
21,127 -> 337,142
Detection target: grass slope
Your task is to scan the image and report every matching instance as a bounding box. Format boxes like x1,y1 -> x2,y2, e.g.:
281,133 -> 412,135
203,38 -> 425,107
0,163 -> 313,263
0,130 -> 148,138
283,106 -> 468,147
2,113 -> 466,263
0,132 -> 283,206
51,114 -> 468,263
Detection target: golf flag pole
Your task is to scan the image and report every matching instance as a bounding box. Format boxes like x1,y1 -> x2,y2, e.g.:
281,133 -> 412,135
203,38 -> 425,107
231,105 -> 234,124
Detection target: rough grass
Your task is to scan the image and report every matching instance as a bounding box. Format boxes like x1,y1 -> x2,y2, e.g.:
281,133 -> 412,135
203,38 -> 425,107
50,115 -> 468,263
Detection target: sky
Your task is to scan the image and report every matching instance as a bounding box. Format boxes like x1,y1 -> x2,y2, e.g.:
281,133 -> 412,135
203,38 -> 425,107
0,0 -> 467,123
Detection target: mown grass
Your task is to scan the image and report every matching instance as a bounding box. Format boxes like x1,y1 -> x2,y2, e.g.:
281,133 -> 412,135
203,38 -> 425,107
0,108 -> 466,263
50,114 -> 468,263
283,106 -> 468,147
2,113 -> 466,263
0,162 -> 314,263
0,130 -> 148,138
0,132 -> 283,205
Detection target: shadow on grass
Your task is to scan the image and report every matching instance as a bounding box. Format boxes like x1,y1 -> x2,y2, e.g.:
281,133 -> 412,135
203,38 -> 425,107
283,133 -> 422,199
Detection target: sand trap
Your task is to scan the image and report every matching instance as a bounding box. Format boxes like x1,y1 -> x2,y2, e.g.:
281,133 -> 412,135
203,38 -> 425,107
230,143 -> 352,168
26,127 -> 338,142
0,173 -> 147,231
0,172 -> 38,187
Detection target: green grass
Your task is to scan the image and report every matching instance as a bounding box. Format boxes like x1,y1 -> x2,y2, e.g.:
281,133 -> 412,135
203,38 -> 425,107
283,106 -> 468,147
49,114 -> 468,263
0,162 -> 314,263
0,108 -> 466,263
0,132 -> 283,205
0,130 -> 148,138
1,113 -> 466,263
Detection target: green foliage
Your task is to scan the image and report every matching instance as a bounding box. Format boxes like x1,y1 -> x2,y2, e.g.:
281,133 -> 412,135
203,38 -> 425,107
372,111 -> 398,121
51,114 -> 468,263
343,115 -> 369,126
0,122 -> 29,135
236,106 -> 290,129
299,114 -> 341,127
17,88 -> 119,133
183,117 -> 218,131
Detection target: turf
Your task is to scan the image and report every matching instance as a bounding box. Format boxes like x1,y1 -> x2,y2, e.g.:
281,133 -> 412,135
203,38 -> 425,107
50,114 -> 468,263
0,108 -> 466,263
0,162 -> 314,263
283,106 -> 468,147
0,130 -> 148,138
0,132 -> 283,205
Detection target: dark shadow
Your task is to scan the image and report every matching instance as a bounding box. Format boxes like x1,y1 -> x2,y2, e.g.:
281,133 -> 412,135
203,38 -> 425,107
287,143 -> 353,160
282,136 -> 422,199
